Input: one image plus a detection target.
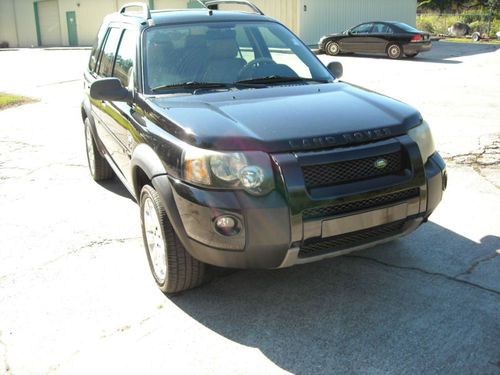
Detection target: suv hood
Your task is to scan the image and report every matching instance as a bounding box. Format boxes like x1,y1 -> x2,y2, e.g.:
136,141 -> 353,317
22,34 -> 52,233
148,82 -> 421,153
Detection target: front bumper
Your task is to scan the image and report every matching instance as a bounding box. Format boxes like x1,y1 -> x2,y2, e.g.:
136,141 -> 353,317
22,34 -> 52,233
152,141 -> 446,269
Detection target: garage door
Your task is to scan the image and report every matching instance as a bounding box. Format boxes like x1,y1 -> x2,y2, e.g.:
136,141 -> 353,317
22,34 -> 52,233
38,0 -> 62,46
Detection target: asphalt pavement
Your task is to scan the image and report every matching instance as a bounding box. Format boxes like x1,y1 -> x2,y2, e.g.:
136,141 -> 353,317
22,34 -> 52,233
0,42 -> 499,374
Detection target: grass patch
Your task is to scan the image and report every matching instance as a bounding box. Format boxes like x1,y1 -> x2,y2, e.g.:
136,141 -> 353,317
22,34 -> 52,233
0,93 -> 35,110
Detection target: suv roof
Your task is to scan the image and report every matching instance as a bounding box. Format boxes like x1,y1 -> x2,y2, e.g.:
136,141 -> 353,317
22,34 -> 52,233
108,2 -> 271,28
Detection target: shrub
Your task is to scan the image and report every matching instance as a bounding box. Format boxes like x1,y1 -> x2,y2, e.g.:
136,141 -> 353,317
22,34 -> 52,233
417,19 -> 436,33
469,21 -> 489,33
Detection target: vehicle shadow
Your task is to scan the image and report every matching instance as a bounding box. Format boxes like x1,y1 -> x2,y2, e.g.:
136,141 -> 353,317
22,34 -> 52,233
330,41 -> 500,65
170,222 -> 500,374
97,175 -> 135,201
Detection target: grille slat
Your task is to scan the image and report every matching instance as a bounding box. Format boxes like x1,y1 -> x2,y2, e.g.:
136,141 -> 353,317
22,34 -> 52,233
303,188 -> 419,220
302,151 -> 403,189
299,221 -> 406,258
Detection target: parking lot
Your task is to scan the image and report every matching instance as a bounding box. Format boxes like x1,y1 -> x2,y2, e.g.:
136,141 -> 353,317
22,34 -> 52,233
0,42 -> 499,374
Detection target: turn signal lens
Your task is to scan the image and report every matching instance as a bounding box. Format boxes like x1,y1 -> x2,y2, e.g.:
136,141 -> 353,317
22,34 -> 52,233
185,158 -> 210,185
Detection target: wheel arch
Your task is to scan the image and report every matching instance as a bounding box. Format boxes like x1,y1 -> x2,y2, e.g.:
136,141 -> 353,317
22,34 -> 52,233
131,143 -> 168,199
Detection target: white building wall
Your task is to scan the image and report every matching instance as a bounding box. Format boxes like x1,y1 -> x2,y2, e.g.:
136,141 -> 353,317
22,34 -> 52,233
0,0 -> 18,47
1,0 -> 416,48
2,0 -> 39,47
250,0 -> 299,35
298,0 -> 417,44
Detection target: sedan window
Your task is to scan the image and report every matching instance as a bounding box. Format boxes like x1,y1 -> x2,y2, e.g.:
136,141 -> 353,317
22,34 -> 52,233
351,23 -> 374,34
372,24 -> 393,34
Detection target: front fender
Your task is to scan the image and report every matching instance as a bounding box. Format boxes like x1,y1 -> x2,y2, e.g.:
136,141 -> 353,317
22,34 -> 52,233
131,143 -> 168,197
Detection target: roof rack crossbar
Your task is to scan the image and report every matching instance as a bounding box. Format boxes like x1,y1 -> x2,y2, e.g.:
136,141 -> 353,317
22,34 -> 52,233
119,2 -> 152,20
204,0 -> 264,15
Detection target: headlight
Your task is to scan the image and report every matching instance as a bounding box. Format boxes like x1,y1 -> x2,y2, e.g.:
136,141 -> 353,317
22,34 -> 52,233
182,147 -> 275,196
408,120 -> 436,164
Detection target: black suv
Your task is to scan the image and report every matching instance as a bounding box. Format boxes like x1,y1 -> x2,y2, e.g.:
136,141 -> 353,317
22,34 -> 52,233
82,1 -> 447,293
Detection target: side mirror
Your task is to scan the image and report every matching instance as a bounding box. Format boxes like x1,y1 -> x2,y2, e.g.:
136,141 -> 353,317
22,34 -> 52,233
327,61 -> 343,79
90,78 -> 131,102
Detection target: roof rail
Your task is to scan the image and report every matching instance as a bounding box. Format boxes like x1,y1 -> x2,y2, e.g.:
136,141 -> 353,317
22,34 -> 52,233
119,2 -> 152,20
204,0 -> 264,15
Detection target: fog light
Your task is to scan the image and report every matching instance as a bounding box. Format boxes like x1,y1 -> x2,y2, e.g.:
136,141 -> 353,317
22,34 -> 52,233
214,215 -> 239,236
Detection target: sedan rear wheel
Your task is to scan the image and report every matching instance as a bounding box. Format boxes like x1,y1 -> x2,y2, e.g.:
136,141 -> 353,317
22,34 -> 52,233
387,43 -> 402,59
325,41 -> 340,56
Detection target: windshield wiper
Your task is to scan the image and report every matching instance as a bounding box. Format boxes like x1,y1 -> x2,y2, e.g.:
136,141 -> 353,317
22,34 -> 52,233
235,76 -> 330,85
152,81 -> 232,92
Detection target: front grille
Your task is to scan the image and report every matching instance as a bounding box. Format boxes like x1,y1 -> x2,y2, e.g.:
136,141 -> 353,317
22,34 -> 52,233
302,151 -> 403,189
303,188 -> 419,220
299,220 -> 406,258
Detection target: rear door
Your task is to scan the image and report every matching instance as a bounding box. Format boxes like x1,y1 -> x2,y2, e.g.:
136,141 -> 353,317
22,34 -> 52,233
91,27 -> 124,174
103,28 -> 140,180
370,23 -> 394,53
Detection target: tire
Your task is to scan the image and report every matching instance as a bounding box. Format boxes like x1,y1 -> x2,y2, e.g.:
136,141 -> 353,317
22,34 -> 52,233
84,117 -> 113,181
405,52 -> 419,58
386,43 -> 402,59
325,41 -> 341,56
140,184 -> 207,294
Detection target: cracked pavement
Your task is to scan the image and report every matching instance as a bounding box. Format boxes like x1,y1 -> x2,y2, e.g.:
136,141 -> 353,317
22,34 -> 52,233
1,43 -> 499,374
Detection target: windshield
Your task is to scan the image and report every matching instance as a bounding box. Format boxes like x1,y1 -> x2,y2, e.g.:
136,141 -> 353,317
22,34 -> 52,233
143,21 -> 333,93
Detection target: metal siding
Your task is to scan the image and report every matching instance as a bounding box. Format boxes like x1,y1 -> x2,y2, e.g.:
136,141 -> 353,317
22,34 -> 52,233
0,0 -> 19,47
153,0 -> 193,9
299,0 -> 417,44
251,0 -> 299,35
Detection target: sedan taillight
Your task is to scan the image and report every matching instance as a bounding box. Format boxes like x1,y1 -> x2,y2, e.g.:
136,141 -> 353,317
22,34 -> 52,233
411,34 -> 423,42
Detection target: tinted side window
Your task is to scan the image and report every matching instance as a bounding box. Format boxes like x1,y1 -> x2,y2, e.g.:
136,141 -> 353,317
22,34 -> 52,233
351,23 -> 373,34
114,30 -> 136,88
98,28 -> 123,77
88,24 -> 108,72
372,24 -> 393,34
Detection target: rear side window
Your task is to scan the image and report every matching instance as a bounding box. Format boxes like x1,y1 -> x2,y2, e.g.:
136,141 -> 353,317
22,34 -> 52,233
372,24 -> 393,34
114,30 -> 136,88
88,24 -> 108,72
98,28 -> 123,77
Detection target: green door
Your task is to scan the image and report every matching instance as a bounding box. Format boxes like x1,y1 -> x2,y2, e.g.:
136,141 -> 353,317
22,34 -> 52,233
66,11 -> 78,46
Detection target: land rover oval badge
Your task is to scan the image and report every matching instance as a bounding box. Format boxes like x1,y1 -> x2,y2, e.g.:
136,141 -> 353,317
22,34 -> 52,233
374,158 -> 388,169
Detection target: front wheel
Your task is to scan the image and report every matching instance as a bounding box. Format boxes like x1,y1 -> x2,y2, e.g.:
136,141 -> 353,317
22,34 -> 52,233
140,185 -> 207,294
325,41 -> 341,56
386,43 -> 402,59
